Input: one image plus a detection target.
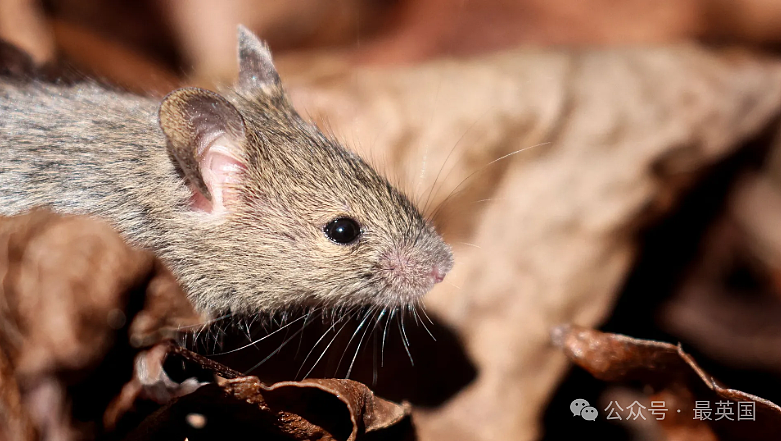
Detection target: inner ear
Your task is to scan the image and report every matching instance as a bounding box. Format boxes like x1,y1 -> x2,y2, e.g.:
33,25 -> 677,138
159,87 -> 247,214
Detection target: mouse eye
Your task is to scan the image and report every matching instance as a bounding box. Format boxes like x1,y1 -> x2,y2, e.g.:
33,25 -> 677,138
324,217 -> 361,245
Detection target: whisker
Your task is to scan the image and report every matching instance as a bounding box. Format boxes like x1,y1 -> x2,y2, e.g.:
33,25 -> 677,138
243,316 -> 319,375
400,309 -> 411,348
295,307 -> 317,358
444,280 -> 462,290
296,310 -> 341,379
210,322 -> 226,353
422,113 -> 488,214
372,326 -> 379,387
303,315 -> 354,379
398,311 -> 414,366
335,307 -> 376,375
346,308 -> 377,379
419,302 -> 435,326
381,307 -> 394,368
239,318 -> 252,342
414,303 -> 436,341
180,312 -> 236,351
429,142 -> 550,220
486,142 -> 549,168
470,197 -> 515,204
370,307 -> 389,334
413,76 -> 447,198
408,304 -> 418,326
191,326 -> 204,351
177,312 -> 235,330
212,312 -> 312,356
247,314 -> 259,331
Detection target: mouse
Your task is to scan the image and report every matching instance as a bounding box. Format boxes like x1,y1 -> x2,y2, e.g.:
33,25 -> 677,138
0,26 -> 453,316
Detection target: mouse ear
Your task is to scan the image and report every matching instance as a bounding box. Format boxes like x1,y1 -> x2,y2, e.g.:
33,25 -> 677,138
237,25 -> 280,92
159,87 -> 247,214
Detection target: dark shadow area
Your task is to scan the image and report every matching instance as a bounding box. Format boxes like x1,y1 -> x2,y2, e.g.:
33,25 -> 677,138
197,308 -> 477,408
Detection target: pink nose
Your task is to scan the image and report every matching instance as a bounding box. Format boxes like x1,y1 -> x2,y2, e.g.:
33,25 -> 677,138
431,267 -> 446,284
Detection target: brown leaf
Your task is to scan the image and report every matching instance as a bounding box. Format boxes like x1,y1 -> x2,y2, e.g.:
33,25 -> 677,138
552,324 -> 781,441
227,377 -> 411,441
118,344 -> 413,441
0,344 -> 35,441
0,210 -> 201,441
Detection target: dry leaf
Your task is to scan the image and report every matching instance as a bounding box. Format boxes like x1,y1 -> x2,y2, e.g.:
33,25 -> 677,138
117,343 -> 414,441
553,324 -> 781,440
0,210 -> 201,441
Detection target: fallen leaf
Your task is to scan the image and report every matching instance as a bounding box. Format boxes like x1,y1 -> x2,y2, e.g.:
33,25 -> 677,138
552,324 -> 781,440
0,210 -> 201,441
118,343 -> 414,441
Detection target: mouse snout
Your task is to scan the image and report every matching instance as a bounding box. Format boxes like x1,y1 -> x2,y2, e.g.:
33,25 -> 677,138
420,244 -> 454,288
380,245 -> 447,283
376,235 -> 453,304
436,241 -> 454,281
430,260 -> 451,284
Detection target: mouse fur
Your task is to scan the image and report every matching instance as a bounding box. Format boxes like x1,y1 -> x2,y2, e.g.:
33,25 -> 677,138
0,27 -> 453,315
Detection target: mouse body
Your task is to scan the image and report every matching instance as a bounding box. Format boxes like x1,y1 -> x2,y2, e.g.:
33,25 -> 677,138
0,27 -> 452,315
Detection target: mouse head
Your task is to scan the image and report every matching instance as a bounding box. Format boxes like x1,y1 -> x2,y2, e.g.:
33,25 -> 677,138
158,26 -> 452,314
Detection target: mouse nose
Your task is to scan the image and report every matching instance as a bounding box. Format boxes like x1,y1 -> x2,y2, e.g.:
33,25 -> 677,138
431,266 -> 447,284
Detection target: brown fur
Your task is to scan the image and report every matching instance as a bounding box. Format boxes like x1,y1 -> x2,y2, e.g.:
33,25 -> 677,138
0,27 -> 452,316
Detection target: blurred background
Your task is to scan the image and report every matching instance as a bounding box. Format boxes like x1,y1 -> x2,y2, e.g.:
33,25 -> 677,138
5,1 -> 781,440
7,0 -> 781,92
